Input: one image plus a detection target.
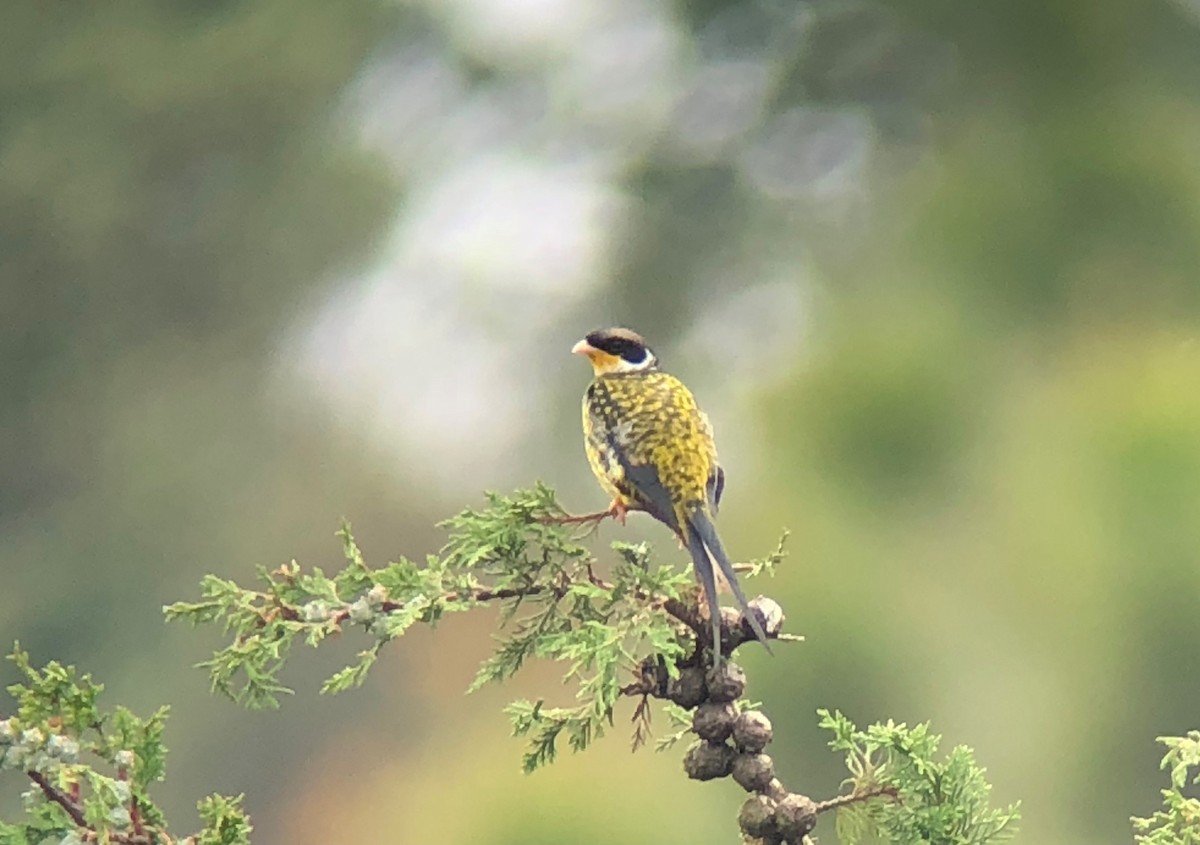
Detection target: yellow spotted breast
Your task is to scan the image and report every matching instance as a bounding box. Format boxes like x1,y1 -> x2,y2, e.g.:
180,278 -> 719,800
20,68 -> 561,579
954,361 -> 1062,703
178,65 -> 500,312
581,370 -> 719,530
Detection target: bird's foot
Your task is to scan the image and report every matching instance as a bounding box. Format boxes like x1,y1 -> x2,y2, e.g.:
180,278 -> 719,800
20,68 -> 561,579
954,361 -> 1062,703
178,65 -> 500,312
543,500 -> 628,529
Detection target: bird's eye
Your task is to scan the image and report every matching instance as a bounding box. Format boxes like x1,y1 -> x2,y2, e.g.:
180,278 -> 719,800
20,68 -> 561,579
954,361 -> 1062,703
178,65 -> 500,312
624,346 -> 658,370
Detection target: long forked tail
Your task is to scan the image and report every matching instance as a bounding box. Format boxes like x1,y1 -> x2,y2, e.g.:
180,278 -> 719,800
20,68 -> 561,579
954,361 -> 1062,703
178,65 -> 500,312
682,505 -> 773,668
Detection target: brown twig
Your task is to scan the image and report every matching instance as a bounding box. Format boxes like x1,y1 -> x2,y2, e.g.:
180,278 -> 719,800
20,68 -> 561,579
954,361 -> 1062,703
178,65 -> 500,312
250,531 -> 785,662
318,584 -> 555,627
130,795 -> 144,836
628,695 -> 653,752
26,769 -> 172,845
815,785 -> 901,814
441,584 -> 552,604
26,769 -> 88,827
660,596 -> 707,637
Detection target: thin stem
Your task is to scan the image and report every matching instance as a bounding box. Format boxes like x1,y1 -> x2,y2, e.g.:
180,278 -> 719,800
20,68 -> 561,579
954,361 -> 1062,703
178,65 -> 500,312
26,769 -> 88,827
815,785 -> 900,814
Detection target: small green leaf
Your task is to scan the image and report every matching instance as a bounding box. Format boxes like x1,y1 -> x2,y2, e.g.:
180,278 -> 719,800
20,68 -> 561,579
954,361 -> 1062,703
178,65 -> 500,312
195,793 -> 253,845
321,647 -> 381,695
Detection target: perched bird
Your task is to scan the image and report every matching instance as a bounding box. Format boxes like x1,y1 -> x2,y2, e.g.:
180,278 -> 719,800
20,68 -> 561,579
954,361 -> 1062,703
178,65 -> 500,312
570,327 -> 771,666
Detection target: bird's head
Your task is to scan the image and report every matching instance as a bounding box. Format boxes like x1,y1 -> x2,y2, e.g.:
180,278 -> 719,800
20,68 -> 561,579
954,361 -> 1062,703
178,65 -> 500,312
572,328 -> 658,375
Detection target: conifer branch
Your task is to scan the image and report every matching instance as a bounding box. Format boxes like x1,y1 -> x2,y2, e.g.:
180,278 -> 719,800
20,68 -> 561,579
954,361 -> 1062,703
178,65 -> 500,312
1,646 -> 252,845
26,769 -> 88,828
160,484 -> 1020,845
5,484 -> 1194,844
814,785 -> 901,814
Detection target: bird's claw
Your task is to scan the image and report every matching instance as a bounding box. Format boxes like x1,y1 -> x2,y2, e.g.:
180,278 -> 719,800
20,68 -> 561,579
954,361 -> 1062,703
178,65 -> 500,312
543,500 -> 628,530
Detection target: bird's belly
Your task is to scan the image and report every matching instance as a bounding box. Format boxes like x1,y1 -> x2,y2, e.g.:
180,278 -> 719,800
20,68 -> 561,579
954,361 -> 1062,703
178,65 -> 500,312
585,434 -> 634,504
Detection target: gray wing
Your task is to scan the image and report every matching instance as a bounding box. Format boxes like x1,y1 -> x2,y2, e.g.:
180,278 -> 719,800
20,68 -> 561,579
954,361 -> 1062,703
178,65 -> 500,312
699,410 -> 724,513
707,464 -> 725,514
613,447 -> 679,532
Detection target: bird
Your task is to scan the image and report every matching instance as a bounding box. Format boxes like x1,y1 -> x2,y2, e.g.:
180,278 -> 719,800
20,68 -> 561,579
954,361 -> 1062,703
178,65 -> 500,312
569,327 -> 771,667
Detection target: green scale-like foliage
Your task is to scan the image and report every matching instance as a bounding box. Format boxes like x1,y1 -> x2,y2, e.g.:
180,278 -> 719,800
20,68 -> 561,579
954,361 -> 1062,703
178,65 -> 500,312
12,485 -> 1133,844
0,646 -> 249,845
1133,732 -> 1200,845
160,484 -> 1026,845
165,485 -> 723,765
820,709 -> 1019,845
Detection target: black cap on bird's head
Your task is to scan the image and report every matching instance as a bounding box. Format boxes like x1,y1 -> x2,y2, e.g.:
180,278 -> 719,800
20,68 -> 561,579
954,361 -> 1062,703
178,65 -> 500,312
572,327 -> 659,375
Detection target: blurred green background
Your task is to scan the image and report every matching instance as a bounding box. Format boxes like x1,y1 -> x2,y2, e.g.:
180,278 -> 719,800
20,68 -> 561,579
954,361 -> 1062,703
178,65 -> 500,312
3,0 -> 1199,842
